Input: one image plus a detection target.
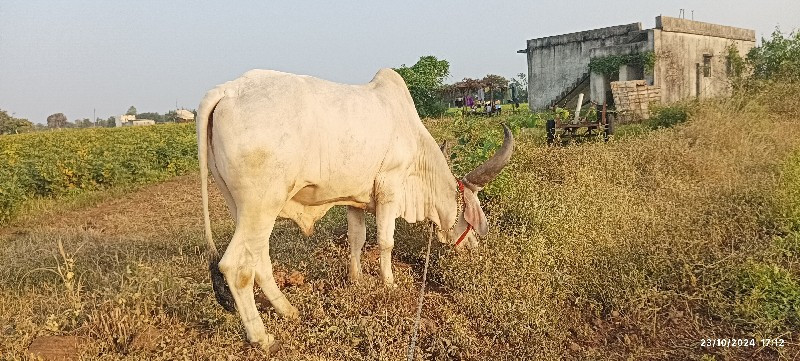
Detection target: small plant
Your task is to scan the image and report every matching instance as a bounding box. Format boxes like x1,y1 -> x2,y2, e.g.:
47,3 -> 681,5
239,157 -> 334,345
505,111 -> 539,129
648,104 -> 690,129
554,107 -> 570,121
28,238 -> 85,332
733,262 -> 800,333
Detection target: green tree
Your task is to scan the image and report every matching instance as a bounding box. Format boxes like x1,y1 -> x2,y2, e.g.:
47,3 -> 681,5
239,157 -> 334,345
393,55 -> 451,118
106,116 -> 117,127
482,74 -> 509,102
747,29 -> 800,82
46,113 -> 68,129
0,110 -> 33,135
511,72 -> 528,102
137,112 -> 164,122
164,110 -> 178,123
126,106 -> 137,116
73,118 -> 93,128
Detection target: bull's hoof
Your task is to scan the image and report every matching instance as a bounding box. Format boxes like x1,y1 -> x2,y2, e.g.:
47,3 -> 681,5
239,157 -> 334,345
279,304 -> 299,320
267,340 -> 282,354
347,270 -> 362,284
250,334 -> 280,354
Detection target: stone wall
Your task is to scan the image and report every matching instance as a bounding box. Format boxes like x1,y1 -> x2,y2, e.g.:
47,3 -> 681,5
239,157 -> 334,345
611,80 -> 661,123
523,23 -> 642,110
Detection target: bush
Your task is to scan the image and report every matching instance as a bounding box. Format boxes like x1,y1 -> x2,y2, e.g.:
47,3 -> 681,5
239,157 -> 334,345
648,104 -> 691,129
0,124 -> 197,223
733,262 -> 800,333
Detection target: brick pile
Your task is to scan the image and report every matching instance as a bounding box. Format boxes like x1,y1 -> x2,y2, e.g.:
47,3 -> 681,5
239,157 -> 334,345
610,80 -> 661,123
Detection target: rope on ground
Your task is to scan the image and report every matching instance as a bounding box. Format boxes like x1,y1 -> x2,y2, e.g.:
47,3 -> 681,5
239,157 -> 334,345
406,223 -> 435,361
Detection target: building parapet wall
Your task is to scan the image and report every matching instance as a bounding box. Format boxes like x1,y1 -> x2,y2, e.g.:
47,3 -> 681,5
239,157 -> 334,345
525,23 -> 642,50
589,41 -> 650,59
656,16 -> 755,41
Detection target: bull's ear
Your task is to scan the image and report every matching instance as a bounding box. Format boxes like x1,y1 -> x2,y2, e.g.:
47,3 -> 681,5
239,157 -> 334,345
462,188 -> 488,236
439,140 -> 447,154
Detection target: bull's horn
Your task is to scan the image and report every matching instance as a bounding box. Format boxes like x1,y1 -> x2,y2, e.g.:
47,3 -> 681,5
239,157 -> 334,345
463,124 -> 514,188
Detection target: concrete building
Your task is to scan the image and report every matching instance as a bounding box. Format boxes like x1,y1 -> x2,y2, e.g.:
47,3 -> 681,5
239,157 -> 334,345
518,16 -> 755,113
116,114 -> 135,127
130,119 -> 155,126
175,109 -> 194,123
116,114 -> 155,127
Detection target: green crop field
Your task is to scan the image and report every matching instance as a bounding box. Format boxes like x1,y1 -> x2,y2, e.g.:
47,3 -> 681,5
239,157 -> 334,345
1,84 -> 799,360
0,124 -> 197,224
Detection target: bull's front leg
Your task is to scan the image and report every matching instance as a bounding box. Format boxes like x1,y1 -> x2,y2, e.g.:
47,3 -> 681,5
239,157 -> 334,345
347,206 -> 367,283
375,202 -> 398,287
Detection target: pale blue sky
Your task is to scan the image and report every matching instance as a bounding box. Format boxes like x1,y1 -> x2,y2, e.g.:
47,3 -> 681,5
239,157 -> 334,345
1,1 -> 797,124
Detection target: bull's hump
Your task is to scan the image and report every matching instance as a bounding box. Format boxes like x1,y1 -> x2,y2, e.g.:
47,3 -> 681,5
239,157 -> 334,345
241,69 -> 291,78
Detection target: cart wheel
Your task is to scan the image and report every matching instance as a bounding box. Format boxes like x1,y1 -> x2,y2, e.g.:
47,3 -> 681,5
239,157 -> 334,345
546,119 -> 555,145
604,115 -> 614,142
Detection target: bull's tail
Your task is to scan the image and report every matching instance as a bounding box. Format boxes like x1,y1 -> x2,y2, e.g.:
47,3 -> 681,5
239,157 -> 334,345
197,86 -> 236,313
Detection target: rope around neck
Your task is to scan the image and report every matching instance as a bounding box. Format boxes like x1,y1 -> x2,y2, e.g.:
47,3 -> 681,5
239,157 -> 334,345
408,178 -> 469,360
406,222 -> 435,361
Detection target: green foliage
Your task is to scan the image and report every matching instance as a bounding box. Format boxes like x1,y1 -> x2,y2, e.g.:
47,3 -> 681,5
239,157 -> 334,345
726,44 -> 747,81
136,112 -> 164,122
583,105 -> 598,122
747,29 -> 800,82
444,115 -> 530,199
733,262 -> 800,332
554,107 -> 570,121
589,51 -> 656,77
164,110 -> 178,123
648,103 -> 690,129
393,56 -> 451,118
72,118 -> 93,128
0,123 -> 197,223
0,110 -> 33,135
126,106 -> 137,116
506,110 -> 539,129
726,29 -> 800,94
510,72 -> 528,101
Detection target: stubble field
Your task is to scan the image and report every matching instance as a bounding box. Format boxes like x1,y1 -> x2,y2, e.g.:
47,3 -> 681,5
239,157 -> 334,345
1,84 -> 799,360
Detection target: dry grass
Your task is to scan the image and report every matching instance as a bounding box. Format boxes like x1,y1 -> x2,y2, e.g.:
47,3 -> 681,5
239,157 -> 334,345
1,86 -> 800,360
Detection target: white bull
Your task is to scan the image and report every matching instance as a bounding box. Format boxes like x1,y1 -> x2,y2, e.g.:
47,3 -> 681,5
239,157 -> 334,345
197,68 -> 513,350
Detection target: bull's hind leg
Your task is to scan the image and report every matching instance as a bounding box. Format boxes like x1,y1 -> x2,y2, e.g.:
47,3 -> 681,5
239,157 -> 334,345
347,206 -> 367,283
254,247 -> 298,318
218,206 -> 281,350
